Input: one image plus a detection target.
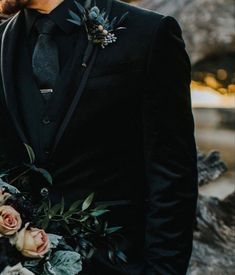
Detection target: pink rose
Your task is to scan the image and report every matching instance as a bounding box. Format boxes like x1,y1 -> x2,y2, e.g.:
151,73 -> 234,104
0,205 -> 22,236
0,188 -> 11,206
15,223 -> 50,258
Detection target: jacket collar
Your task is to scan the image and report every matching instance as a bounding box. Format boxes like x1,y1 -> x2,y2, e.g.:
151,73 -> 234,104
24,0 -> 77,36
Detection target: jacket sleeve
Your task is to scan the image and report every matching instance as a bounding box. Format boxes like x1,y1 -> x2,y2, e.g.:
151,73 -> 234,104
142,15 -> 198,275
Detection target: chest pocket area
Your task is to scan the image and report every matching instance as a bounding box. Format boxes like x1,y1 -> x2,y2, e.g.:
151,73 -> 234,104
87,59 -> 144,91
87,71 -> 129,91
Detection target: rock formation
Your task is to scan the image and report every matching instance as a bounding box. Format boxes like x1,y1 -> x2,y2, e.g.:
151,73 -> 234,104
197,150 -> 228,186
138,0 -> 235,65
186,150 -> 234,275
188,192 -> 235,275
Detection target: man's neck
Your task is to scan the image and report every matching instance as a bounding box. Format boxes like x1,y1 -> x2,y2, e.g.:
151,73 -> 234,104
27,0 -> 64,14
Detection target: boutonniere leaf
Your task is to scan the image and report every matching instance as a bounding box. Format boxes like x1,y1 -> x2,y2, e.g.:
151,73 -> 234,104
68,10 -> 82,26
68,0 -> 129,49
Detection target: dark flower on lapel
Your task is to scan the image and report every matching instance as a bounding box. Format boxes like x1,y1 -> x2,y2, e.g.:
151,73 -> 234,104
68,0 -> 128,49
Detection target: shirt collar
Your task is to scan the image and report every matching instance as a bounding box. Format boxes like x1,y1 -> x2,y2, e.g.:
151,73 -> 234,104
24,0 -> 77,36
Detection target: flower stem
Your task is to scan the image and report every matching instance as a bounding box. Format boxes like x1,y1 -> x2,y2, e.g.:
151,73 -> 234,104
9,168 -> 31,185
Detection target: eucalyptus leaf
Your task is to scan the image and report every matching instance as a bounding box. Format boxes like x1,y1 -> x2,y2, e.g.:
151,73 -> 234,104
102,221 -> 108,232
23,259 -> 42,274
37,203 -> 45,214
78,215 -> 89,222
90,209 -> 109,217
94,204 -> 110,210
43,251 -> 82,275
48,234 -> 63,249
57,238 -> 74,251
117,11 -> 129,26
27,165 -> 53,185
110,16 -> 117,29
42,261 -> 56,275
116,251 -> 128,263
106,226 -> 122,235
86,247 -> 95,259
74,0 -> 86,14
0,172 -> 8,178
38,168 -> 53,185
69,199 -> 82,212
63,209 -> 78,219
82,193 -> 94,211
60,197 -> 65,215
67,19 -> 82,26
108,249 -> 115,264
0,179 -> 20,194
24,259 -> 41,268
24,143 -> 36,164
69,10 -> 82,24
49,203 -> 61,218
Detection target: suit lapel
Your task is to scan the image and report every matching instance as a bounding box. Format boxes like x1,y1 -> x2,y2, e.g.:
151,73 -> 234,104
52,30 -> 98,153
51,0 -> 113,154
1,11 -> 28,144
0,0 -> 113,157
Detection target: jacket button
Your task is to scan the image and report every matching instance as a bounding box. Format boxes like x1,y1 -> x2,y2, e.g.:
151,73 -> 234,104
42,117 -> 51,125
41,187 -> 49,197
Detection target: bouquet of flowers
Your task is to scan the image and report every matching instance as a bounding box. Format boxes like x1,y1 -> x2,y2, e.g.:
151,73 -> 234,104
0,155 -> 127,274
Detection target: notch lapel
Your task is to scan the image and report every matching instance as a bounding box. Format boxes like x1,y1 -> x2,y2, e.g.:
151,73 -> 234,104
51,0 -> 113,154
52,31 -> 98,153
1,11 -> 28,144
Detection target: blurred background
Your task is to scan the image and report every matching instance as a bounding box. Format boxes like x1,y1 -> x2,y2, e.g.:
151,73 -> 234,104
124,0 -> 235,274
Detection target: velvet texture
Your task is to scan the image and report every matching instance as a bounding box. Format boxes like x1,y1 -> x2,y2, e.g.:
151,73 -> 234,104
0,0 -> 198,274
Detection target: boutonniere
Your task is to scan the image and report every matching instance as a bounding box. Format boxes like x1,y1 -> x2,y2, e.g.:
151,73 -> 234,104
68,0 -> 128,49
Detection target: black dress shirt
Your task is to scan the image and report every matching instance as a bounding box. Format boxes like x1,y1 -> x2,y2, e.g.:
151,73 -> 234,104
24,0 -> 78,69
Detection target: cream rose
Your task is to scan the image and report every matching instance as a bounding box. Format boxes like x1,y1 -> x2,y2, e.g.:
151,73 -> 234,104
0,205 -> 22,236
1,263 -> 35,275
0,188 -> 11,206
15,223 -> 50,258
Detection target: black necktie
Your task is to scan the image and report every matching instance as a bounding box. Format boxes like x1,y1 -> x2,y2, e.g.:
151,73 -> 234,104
32,17 -> 60,101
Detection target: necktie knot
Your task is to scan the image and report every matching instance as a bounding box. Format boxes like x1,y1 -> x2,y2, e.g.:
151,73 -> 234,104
35,17 -> 57,35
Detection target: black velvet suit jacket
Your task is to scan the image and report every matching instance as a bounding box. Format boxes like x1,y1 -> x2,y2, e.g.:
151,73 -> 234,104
0,0 -> 198,274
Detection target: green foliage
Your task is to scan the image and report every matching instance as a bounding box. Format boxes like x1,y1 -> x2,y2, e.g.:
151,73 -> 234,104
25,164 -> 53,185
37,193 -> 114,234
82,192 -> 94,211
35,193 -> 126,265
42,251 -> 82,275
23,143 -> 36,164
